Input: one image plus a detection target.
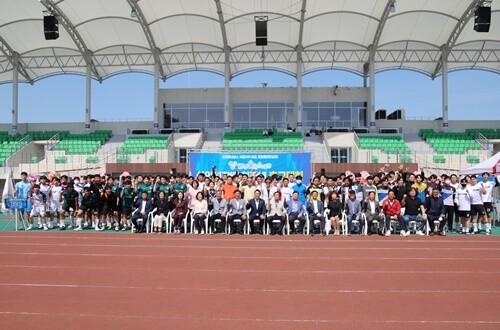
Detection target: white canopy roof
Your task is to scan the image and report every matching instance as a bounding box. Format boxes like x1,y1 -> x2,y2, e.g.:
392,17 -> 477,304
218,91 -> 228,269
0,0 -> 499,84
460,152 -> 500,175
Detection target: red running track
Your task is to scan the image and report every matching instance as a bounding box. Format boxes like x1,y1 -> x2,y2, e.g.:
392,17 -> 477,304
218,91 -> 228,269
0,232 -> 499,329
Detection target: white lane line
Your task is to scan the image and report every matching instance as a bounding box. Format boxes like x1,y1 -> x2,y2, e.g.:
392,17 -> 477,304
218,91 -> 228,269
0,234 -> 498,244
1,282 -> 499,294
1,264 -> 499,274
0,251 -> 499,261
0,310 -> 498,325
1,242 -> 498,251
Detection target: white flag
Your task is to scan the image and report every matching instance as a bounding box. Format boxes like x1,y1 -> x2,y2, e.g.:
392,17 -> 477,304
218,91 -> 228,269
1,169 -> 15,214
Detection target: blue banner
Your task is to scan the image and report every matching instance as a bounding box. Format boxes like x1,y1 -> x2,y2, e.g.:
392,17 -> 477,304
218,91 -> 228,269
5,199 -> 31,210
190,152 -> 311,183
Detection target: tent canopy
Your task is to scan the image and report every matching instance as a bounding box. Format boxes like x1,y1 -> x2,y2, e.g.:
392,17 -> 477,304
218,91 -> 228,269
0,0 -> 499,84
459,152 -> 500,175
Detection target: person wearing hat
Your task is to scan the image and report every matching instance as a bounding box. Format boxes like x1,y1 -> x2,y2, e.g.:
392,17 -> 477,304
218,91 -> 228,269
345,189 -> 362,235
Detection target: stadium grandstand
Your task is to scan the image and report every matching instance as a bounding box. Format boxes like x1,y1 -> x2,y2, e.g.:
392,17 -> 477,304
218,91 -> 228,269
0,0 -> 499,180
0,1 -> 500,327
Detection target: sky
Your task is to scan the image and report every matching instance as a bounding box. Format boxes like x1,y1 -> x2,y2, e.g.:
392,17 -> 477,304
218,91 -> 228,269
0,68 -> 499,123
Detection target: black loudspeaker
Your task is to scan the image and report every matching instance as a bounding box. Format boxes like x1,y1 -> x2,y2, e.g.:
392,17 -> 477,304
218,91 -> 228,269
256,20 -> 267,46
44,15 -> 59,40
474,6 -> 491,33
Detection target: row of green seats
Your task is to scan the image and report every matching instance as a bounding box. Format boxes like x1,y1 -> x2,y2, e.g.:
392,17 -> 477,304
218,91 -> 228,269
465,128 -> 500,139
466,155 -> 480,164
433,155 -> 447,164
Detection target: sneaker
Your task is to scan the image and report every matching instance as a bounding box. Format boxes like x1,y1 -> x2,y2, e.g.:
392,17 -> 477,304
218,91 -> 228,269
115,226 -> 120,231
473,229 -> 478,235
47,222 -> 53,229
59,226 -> 66,231
404,231 -> 410,237
67,225 -> 73,229
486,229 -> 491,236
400,230 -> 406,236
26,224 -> 33,231
385,230 -> 391,237
38,225 -> 43,229
95,226 -> 101,231
416,230 -> 425,236
106,225 -> 112,230
83,222 -> 89,228
43,225 -> 48,231
121,227 -> 128,231
74,226 -> 82,231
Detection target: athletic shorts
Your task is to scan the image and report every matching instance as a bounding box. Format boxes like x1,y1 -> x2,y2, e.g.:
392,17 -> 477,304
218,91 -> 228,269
30,205 -> 46,217
50,202 -> 62,213
101,204 -> 115,217
122,206 -> 133,217
483,202 -> 493,215
457,211 -> 470,219
62,203 -> 75,213
470,204 -> 486,217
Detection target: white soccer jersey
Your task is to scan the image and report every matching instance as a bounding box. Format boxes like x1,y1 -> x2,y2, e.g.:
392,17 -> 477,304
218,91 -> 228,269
50,186 -> 63,203
467,183 -> 484,205
280,186 -> 292,203
441,187 -> 455,206
455,187 -> 471,211
481,181 -> 494,203
31,192 -> 46,207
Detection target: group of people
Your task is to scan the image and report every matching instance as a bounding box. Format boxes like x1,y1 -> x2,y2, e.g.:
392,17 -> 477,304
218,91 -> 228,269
10,165 -> 499,236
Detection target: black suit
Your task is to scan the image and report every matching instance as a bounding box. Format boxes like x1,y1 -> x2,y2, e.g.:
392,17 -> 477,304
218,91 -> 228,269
247,198 -> 267,234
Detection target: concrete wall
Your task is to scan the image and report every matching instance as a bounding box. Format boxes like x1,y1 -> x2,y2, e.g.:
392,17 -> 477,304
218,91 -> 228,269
375,119 -> 500,134
159,87 -> 369,104
0,121 -> 153,135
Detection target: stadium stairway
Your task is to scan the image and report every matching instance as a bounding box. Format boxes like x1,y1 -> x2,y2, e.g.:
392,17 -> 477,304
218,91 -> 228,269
403,133 -> 433,153
304,134 -> 330,162
201,132 -> 223,151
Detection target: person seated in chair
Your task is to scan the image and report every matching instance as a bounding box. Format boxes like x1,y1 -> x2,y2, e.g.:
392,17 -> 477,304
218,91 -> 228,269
247,190 -> 267,234
425,188 -> 446,236
287,191 -> 305,234
209,190 -> 227,234
227,190 -> 247,234
402,188 -> 426,236
267,191 -> 287,235
362,191 -> 384,235
381,190 -> 406,237
131,191 -> 152,233
345,190 -> 362,235
306,191 -> 325,236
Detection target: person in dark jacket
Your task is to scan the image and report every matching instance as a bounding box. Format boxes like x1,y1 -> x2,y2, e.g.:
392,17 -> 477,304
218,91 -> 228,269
425,188 -> 446,236
153,190 -> 169,233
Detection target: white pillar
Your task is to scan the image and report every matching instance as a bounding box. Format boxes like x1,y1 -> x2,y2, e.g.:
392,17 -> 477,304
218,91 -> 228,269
224,60 -> 230,129
153,61 -> 160,131
441,55 -> 449,132
369,58 -> 376,131
11,53 -> 19,136
85,64 -> 91,133
296,58 -> 303,130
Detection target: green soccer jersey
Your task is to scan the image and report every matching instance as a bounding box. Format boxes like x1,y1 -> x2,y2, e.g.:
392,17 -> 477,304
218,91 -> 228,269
122,188 -> 136,207
156,184 -> 171,198
173,182 -> 187,195
137,183 -> 153,199
111,184 -> 122,196
62,190 -> 79,207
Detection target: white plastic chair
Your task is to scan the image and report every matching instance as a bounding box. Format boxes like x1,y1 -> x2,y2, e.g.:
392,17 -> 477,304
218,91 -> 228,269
190,211 -> 209,234
208,209 -> 227,234
265,212 -> 287,235
167,210 -> 191,233
287,205 -> 308,235
130,209 -> 153,234
306,207 -> 328,235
